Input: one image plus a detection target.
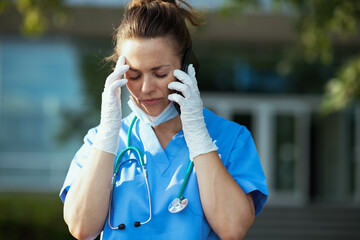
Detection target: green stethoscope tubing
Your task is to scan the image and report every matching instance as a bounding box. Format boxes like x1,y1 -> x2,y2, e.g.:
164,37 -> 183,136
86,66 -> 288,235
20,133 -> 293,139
114,116 -> 144,173
178,161 -> 194,199
109,115 -> 194,229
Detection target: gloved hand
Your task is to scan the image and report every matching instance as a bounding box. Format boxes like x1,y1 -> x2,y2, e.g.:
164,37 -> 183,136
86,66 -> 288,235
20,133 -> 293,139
168,64 -> 218,160
92,56 -> 129,155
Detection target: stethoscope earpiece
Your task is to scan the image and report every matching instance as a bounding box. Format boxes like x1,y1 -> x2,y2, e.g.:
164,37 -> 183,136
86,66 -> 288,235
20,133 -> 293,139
118,224 -> 125,230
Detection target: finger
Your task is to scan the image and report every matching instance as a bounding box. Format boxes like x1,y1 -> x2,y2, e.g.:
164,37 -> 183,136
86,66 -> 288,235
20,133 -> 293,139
105,56 -> 128,87
105,65 -> 129,88
173,69 -> 193,87
115,56 -> 125,71
168,81 -> 191,98
187,64 -> 196,78
109,79 -> 128,96
186,64 -> 200,90
112,64 -> 130,80
168,93 -> 185,105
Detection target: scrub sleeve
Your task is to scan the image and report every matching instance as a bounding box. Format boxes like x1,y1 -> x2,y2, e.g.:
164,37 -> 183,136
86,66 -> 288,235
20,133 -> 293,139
59,128 -> 96,203
204,109 -> 268,216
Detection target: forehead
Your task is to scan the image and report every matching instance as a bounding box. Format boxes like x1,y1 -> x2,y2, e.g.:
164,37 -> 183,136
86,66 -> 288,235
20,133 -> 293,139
119,38 -> 180,69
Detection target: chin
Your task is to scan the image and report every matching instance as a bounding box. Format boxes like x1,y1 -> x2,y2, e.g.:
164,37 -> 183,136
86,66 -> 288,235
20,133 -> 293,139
144,105 -> 168,117
146,109 -> 163,117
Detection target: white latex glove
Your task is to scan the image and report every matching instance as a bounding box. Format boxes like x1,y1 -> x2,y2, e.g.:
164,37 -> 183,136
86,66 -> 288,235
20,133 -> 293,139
168,64 -> 218,160
92,56 -> 129,155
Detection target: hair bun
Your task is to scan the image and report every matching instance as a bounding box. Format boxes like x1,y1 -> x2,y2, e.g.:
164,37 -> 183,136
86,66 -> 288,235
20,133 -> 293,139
107,0 -> 201,64
129,0 -> 177,9
162,0 -> 177,4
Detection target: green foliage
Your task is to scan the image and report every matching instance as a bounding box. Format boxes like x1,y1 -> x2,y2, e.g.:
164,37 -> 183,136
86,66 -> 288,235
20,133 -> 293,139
218,0 -> 261,16
0,1 -> 11,13
289,0 -> 360,64
1,0 -> 66,36
287,0 -> 360,112
0,193 -> 75,239
321,55 -> 360,113
229,0 -> 360,113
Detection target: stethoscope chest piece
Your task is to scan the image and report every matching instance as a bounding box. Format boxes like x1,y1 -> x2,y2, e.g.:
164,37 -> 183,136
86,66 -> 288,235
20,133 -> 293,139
168,197 -> 188,213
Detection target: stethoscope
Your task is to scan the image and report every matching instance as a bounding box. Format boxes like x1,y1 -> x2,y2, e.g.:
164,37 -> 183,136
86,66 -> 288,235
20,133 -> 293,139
108,116 -> 194,230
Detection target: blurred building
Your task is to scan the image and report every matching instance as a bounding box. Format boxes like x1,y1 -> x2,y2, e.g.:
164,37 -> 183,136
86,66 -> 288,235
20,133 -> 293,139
0,1 -> 359,239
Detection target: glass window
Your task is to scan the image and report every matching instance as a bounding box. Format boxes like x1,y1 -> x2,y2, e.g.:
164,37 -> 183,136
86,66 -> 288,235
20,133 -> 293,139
233,113 -> 252,132
0,36 -> 83,152
274,114 -> 296,191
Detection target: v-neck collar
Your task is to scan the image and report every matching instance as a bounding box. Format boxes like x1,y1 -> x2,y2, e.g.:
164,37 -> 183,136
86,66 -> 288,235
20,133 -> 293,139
163,129 -> 184,160
138,120 -> 183,174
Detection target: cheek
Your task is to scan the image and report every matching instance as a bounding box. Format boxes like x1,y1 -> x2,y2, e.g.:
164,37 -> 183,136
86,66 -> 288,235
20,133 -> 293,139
126,81 -> 138,96
165,74 -> 176,85
163,75 -> 176,93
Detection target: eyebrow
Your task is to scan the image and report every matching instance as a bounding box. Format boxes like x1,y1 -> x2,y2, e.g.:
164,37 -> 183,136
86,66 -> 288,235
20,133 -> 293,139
129,64 -> 171,72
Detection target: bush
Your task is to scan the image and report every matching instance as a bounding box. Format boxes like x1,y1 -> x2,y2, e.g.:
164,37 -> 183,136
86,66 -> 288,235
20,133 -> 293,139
0,193 -> 75,240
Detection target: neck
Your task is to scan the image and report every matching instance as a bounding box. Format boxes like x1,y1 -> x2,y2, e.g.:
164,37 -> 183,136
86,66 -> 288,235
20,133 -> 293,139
152,115 -> 182,149
152,114 -> 181,133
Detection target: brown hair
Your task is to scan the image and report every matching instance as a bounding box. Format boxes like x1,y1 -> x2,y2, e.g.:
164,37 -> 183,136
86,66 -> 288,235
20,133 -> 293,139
107,0 -> 201,63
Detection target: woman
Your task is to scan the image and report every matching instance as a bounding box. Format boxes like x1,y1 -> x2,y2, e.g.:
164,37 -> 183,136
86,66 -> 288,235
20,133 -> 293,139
60,1 -> 268,239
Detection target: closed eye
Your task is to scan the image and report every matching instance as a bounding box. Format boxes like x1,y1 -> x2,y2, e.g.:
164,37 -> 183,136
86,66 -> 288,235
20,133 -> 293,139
156,74 -> 168,79
127,68 -> 140,80
129,75 -> 141,80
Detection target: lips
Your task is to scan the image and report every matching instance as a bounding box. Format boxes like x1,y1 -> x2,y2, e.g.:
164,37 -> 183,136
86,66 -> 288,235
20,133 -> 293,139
141,98 -> 161,106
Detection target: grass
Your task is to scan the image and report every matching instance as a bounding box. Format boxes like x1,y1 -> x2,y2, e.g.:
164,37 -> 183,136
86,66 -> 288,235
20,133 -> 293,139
0,192 -> 75,240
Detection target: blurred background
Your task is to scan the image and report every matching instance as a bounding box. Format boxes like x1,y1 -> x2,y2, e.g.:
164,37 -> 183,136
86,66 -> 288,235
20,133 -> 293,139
0,0 -> 360,239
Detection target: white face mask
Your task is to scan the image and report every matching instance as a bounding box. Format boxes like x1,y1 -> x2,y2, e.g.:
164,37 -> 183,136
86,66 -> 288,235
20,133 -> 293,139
127,97 -> 178,126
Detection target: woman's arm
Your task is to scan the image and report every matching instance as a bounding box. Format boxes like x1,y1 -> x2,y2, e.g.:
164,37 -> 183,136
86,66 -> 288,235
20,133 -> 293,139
169,66 -> 255,239
64,149 -> 114,240
193,151 -> 255,240
63,56 -> 129,240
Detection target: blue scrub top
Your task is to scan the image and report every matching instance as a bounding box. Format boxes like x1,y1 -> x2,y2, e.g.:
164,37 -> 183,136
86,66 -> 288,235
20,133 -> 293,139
60,108 -> 268,240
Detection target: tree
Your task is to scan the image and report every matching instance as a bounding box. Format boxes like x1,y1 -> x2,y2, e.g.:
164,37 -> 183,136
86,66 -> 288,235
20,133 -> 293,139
0,0 -> 66,35
226,0 -> 360,113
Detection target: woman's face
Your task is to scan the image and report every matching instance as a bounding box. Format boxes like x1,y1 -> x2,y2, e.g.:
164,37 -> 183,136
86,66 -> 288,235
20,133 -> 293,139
120,37 -> 181,117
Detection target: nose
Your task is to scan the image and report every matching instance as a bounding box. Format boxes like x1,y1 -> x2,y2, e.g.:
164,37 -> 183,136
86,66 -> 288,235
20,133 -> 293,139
141,75 -> 156,94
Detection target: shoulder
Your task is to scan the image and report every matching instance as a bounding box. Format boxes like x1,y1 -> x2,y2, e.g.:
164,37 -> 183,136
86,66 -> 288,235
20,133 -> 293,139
203,108 -> 255,162
83,113 -> 136,143
204,108 -> 250,140
122,112 -> 136,125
